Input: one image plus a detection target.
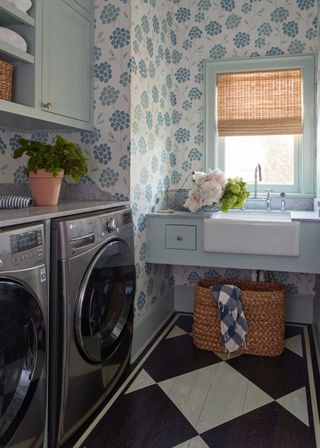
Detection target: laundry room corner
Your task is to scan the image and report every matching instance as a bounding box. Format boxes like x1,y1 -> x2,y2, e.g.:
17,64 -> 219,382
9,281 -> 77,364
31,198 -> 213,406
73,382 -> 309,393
1,0 -> 320,446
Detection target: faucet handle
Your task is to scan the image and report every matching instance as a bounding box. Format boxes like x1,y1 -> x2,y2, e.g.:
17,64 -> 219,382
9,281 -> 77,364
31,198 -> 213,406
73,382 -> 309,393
280,192 -> 286,211
265,189 -> 273,198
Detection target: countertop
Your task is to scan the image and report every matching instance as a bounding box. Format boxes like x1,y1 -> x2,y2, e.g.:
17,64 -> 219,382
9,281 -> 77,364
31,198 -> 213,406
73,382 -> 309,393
290,210 -> 320,222
0,200 -> 130,228
146,209 -> 320,222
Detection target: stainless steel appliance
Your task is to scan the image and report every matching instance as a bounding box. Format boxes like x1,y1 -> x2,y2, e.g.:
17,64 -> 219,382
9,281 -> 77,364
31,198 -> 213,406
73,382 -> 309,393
0,224 -> 47,448
49,207 -> 135,447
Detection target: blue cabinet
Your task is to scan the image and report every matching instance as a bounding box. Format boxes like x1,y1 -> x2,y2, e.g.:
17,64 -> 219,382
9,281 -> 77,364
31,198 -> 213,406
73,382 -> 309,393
42,0 -> 92,124
73,0 -> 91,12
146,213 -> 320,274
165,225 -> 197,250
0,0 -> 93,130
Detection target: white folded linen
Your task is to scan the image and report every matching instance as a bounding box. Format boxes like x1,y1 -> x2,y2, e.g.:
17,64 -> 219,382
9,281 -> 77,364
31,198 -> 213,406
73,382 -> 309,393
5,0 -> 32,13
0,27 -> 27,52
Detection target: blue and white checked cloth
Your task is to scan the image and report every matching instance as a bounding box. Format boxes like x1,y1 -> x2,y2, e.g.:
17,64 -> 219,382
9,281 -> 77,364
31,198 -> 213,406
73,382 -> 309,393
210,284 -> 249,353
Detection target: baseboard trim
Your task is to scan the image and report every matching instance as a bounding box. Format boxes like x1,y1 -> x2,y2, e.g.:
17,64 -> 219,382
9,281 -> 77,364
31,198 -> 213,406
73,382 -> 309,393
286,293 -> 314,323
174,285 -> 194,313
312,324 -> 320,373
131,289 -> 175,363
174,285 -> 314,324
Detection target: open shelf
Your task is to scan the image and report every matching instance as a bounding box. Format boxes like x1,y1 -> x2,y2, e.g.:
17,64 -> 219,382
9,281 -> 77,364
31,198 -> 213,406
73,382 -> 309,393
0,1 -> 34,27
0,40 -> 34,63
0,0 -> 93,131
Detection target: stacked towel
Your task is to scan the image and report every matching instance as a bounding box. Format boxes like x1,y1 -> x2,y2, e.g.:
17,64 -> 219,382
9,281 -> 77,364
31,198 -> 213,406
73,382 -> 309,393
0,27 -> 27,52
6,0 -> 32,13
210,284 -> 249,353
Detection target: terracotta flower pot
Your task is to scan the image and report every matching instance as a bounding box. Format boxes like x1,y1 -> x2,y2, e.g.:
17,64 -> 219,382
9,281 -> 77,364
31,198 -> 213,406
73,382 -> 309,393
29,169 -> 64,206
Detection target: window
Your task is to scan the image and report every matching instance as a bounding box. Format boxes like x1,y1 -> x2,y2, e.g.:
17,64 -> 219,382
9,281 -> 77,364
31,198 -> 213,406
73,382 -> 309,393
205,55 -> 315,194
222,134 -> 298,187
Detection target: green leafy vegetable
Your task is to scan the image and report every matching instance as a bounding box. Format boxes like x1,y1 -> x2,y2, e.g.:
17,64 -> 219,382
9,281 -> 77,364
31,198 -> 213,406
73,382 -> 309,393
219,177 -> 250,212
13,135 -> 88,182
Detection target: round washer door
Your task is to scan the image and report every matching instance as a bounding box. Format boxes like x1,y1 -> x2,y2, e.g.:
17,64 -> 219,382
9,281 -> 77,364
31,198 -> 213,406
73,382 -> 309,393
0,279 -> 46,445
75,239 -> 135,363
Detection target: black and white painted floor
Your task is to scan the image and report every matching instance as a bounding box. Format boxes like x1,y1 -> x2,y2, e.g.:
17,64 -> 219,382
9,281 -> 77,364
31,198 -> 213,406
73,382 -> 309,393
76,314 -> 320,448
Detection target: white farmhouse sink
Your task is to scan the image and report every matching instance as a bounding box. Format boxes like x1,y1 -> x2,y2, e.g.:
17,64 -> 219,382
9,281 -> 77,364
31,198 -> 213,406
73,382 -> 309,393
203,210 -> 300,256
214,210 -> 291,221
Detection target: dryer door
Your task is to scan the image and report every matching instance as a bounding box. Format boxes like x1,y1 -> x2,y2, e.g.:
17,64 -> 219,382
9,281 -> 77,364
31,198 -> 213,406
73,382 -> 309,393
0,279 -> 46,445
75,240 -> 135,363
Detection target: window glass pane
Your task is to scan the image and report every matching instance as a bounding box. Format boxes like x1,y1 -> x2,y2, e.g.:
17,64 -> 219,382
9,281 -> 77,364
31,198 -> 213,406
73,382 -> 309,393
224,135 -> 295,185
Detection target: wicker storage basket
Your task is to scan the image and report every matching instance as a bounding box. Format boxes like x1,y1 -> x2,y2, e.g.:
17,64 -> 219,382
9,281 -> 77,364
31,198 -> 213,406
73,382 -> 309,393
0,60 -> 13,101
193,279 -> 286,357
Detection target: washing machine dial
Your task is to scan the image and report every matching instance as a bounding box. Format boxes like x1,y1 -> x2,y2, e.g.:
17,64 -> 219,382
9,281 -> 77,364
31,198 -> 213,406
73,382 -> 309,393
106,218 -> 116,233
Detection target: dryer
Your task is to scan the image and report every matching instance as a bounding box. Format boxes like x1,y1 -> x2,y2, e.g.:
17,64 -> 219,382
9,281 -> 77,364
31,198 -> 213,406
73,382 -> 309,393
0,223 -> 47,448
49,207 -> 135,447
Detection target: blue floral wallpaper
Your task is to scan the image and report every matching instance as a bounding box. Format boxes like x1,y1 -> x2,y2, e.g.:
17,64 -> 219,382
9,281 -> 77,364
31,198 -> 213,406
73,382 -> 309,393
156,0 -> 319,182
173,266 -> 316,297
0,0 -> 132,199
149,0 -> 320,298
130,0 -> 176,323
129,0 -> 318,323
0,0 -> 319,324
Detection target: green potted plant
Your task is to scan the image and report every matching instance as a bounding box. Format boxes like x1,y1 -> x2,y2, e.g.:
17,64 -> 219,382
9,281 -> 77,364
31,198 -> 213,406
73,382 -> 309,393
13,135 -> 88,206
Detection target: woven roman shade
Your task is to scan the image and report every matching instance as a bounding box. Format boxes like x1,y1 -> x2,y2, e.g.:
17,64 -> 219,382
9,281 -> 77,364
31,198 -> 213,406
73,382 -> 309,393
217,69 -> 303,136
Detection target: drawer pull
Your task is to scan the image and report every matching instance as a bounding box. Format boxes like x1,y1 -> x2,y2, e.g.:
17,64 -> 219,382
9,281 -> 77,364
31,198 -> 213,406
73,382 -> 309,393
165,224 -> 196,250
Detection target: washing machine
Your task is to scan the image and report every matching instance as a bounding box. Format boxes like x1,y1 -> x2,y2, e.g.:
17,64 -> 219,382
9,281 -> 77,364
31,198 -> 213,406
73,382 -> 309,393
0,223 -> 47,448
49,207 -> 136,447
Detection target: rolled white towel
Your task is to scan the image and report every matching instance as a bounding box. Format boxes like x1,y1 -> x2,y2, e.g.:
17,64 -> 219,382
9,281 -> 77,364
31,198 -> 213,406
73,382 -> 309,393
0,27 -> 27,52
5,0 -> 32,13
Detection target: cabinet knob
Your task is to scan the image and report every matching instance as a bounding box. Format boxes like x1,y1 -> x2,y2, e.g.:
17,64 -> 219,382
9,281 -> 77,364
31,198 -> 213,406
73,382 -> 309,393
177,235 -> 183,241
43,102 -> 52,111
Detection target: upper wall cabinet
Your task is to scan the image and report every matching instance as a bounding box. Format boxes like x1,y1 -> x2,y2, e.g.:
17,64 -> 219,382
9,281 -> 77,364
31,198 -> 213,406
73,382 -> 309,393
0,0 -> 93,131
42,0 -> 91,123
73,0 -> 91,12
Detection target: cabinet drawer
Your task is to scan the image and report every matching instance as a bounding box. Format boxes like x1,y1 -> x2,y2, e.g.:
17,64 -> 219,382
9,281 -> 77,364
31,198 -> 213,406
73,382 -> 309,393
165,225 -> 197,250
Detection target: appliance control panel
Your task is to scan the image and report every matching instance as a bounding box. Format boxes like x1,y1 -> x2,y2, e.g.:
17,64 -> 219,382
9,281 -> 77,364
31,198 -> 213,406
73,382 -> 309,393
103,211 -> 133,235
55,208 -> 133,259
105,217 -> 117,233
10,229 -> 43,254
0,224 -> 45,270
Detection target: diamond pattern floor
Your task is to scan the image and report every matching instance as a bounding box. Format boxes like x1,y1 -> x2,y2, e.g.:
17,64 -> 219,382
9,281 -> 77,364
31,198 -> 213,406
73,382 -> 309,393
80,315 -> 320,448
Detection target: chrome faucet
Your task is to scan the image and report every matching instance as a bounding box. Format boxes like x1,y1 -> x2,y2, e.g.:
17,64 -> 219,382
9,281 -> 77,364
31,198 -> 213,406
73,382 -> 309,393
253,164 -> 262,198
266,189 -> 272,211
280,192 -> 286,211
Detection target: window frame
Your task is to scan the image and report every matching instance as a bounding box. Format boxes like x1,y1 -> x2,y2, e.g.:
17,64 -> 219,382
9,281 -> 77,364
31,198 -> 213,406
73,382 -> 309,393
205,55 -> 315,195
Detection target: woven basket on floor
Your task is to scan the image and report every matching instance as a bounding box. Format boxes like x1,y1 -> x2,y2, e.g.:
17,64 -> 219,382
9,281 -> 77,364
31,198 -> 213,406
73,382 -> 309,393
0,60 -> 13,101
193,279 -> 286,357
